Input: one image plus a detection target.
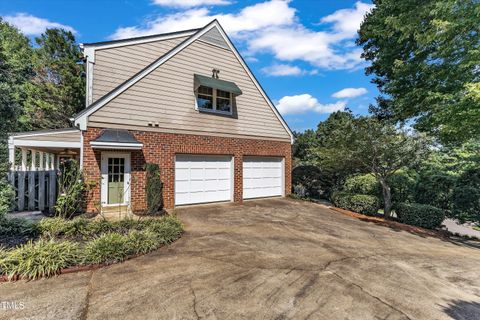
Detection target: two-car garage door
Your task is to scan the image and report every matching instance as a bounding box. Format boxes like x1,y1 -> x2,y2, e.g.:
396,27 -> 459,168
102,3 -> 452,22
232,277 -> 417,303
175,155 -> 284,206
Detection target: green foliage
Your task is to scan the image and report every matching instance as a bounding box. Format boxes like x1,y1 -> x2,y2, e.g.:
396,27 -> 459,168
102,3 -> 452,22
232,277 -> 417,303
21,29 -> 85,130
292,165 -> 325,198
452,168 -> 480,222
0,178 -> 15,215
0,19 -> 33,172
343,174 -> 380,197
396,203 -> 445,229
292,129 -> 318,163
55,160 -> 85,218
126,230 -> 158,254
415,172 -> 456,213
387,171 -> 417,204
331,191 -> 380,216
146,215 -> 183,244
83,233 -> 129,264
0,216 -> 38,238
145,163 -> 164,214
0,239 -> 80,279
358,0 -> 480,144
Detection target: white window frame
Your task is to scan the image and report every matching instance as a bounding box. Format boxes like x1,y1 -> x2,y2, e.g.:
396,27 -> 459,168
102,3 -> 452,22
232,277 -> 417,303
195,86 -> 233,115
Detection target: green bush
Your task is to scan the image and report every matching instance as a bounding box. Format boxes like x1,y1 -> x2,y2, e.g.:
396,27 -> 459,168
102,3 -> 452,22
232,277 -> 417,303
0,239 -> 80,279
55,160 -> 86,218
292,165 -> 325,198
0,179 -> 15,216
452,168 -> 480,223
343,174 -> 380,197
146,215 -> 183,244
387,171 -> 417,204
126,230 -> 158,254
414,172 -> 456,213
395,202 -> 445,229
145,163 -> 163,214
331,191 -> 380,216
0,216 -> 38,238
83,233 -> 129,264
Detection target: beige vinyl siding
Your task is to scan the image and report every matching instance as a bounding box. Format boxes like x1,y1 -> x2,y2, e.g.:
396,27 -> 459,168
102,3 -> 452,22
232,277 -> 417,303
198,27 -> 228,49
92,36 -> 188,102
89,39 -> 291,141
14,130 -> 81,143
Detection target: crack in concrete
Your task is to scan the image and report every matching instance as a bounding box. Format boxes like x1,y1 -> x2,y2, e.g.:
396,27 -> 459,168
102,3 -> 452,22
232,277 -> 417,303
80,271 -> 95,320
331,271 -> 412,320
190,284 -> 201,320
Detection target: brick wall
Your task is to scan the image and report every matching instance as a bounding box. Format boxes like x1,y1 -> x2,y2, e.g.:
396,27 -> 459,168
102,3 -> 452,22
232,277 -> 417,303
82,127 -> 292,211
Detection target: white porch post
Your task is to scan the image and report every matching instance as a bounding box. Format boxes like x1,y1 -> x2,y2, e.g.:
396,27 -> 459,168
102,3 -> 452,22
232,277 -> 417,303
8,137 -> 15,171
39,152 -> 44,170
45,153 -> 51,170
30,150 -> 36,171
21,148 -> 27,171
50,154 -> 56,170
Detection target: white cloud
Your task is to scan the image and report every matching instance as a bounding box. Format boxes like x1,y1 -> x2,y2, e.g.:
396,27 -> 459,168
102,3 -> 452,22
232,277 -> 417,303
109,0 -> 373,70
320,1 -> 374,38
332,87 -> 368,98
152,0 -> 231,7
261,64 -> 318,76
110,0 -> 295,39
276,94 -> 346,115
3,13 -> 76,36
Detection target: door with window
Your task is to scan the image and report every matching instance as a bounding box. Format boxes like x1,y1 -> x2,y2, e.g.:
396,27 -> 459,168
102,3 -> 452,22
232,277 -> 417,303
101,153 -> 131,206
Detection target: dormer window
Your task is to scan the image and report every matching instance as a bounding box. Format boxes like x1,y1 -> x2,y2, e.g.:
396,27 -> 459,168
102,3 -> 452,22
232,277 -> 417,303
194,74 -> 242,115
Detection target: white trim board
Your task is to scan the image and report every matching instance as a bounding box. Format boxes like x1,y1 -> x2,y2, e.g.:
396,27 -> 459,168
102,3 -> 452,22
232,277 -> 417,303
10,129 -> 80,139
12,140 -> 81,149
90,141 -> 143,150
74,20 -> 293,143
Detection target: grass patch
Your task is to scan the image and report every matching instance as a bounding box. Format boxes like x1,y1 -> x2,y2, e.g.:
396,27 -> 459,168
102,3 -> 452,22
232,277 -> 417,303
0,215 -> 183,280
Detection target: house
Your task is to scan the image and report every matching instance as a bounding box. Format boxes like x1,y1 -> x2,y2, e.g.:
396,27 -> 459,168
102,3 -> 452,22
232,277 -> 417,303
7,20 -> 293,214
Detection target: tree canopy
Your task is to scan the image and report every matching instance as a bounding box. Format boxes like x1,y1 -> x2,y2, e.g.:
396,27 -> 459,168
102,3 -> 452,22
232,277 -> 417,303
358,0 -> 480,144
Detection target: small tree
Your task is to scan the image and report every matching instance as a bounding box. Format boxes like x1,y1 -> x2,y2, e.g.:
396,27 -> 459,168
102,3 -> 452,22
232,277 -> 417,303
55,159 -> 85,218
145,163 -> 163,214
349,118 -> 430,218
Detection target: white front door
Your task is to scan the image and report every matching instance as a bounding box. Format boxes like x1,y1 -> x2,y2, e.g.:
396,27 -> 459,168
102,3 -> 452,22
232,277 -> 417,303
243,157 -> 284,199
101,152 -> 131,206
175,155 -> 233,205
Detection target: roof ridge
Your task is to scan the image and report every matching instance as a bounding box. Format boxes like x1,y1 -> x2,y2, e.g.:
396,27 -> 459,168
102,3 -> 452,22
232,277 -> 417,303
82,28 -> 201,47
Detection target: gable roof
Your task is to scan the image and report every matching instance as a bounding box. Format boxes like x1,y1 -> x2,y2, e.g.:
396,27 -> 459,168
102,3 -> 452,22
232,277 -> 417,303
74,20 -> 294,143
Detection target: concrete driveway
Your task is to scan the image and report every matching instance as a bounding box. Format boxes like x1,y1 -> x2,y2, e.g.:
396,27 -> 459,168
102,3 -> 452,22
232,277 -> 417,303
1,198 -> 480,320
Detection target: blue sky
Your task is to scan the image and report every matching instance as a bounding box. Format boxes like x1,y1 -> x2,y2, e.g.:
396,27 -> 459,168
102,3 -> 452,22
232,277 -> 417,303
0,0 -> 377,132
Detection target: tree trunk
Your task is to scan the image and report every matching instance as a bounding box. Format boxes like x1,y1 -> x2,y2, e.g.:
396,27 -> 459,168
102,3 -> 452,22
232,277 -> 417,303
379,177 -> 392,219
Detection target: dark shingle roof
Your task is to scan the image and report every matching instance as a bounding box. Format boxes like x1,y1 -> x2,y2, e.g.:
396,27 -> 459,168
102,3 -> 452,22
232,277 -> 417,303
93,129 -> 140,144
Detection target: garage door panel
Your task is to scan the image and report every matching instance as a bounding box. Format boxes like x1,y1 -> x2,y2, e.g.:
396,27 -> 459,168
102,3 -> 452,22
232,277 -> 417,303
243,157 -> 284,199
175,155 -> 233,206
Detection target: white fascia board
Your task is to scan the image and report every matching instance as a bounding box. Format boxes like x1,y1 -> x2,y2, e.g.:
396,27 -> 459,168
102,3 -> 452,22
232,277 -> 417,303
90,141 -> 143,150
213,24 -> 294,144
81,30 -> 197,51
13,140 -> 82,149
10,129 -> 80,139
74,22 -> 219,127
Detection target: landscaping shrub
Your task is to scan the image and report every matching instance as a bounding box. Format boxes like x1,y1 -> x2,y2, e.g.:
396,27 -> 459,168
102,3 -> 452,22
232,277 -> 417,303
146,215 -> 183,244
292,165 -> 325,199
0,239 -> 80,279
395,202 -> 445,229
343,174 -> 380,197
0,179 -> 15,216
83,232 -> 129,264
126,230 -> 158,254
331,191 -> 380,216
55,160 -> 86,218
145,163 -> 163,214
387,171 -> 417,204
0,217 -> 38,248
414,172 -> 456,214
452,167 -> 480,223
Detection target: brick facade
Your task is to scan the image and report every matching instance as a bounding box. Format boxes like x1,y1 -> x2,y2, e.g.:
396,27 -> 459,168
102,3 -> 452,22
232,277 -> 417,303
82,127 -> 292,212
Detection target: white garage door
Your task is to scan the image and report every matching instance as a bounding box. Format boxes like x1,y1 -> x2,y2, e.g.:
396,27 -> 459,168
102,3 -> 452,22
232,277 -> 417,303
243,157 -> 284,199
175,155 -> 233,205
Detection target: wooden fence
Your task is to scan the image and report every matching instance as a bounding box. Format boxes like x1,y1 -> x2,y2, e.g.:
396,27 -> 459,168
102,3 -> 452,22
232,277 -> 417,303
8,170 -> 58,212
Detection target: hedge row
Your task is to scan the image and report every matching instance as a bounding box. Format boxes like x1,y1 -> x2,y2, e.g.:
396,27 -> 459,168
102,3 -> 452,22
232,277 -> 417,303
395,202 -> 445,229
0,215 -> 183,280
331,191 -> 380,216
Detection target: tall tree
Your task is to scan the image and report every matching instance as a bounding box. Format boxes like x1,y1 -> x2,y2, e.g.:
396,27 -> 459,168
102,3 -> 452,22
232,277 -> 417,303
21,28 -> 85,130
358,0 -> 480,144
349,118 -> 430,218
0,19 -> 33,173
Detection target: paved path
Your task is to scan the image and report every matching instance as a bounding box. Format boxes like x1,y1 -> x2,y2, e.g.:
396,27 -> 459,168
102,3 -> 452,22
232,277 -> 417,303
1,198 -> 480,319
444,218 -> 480,238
